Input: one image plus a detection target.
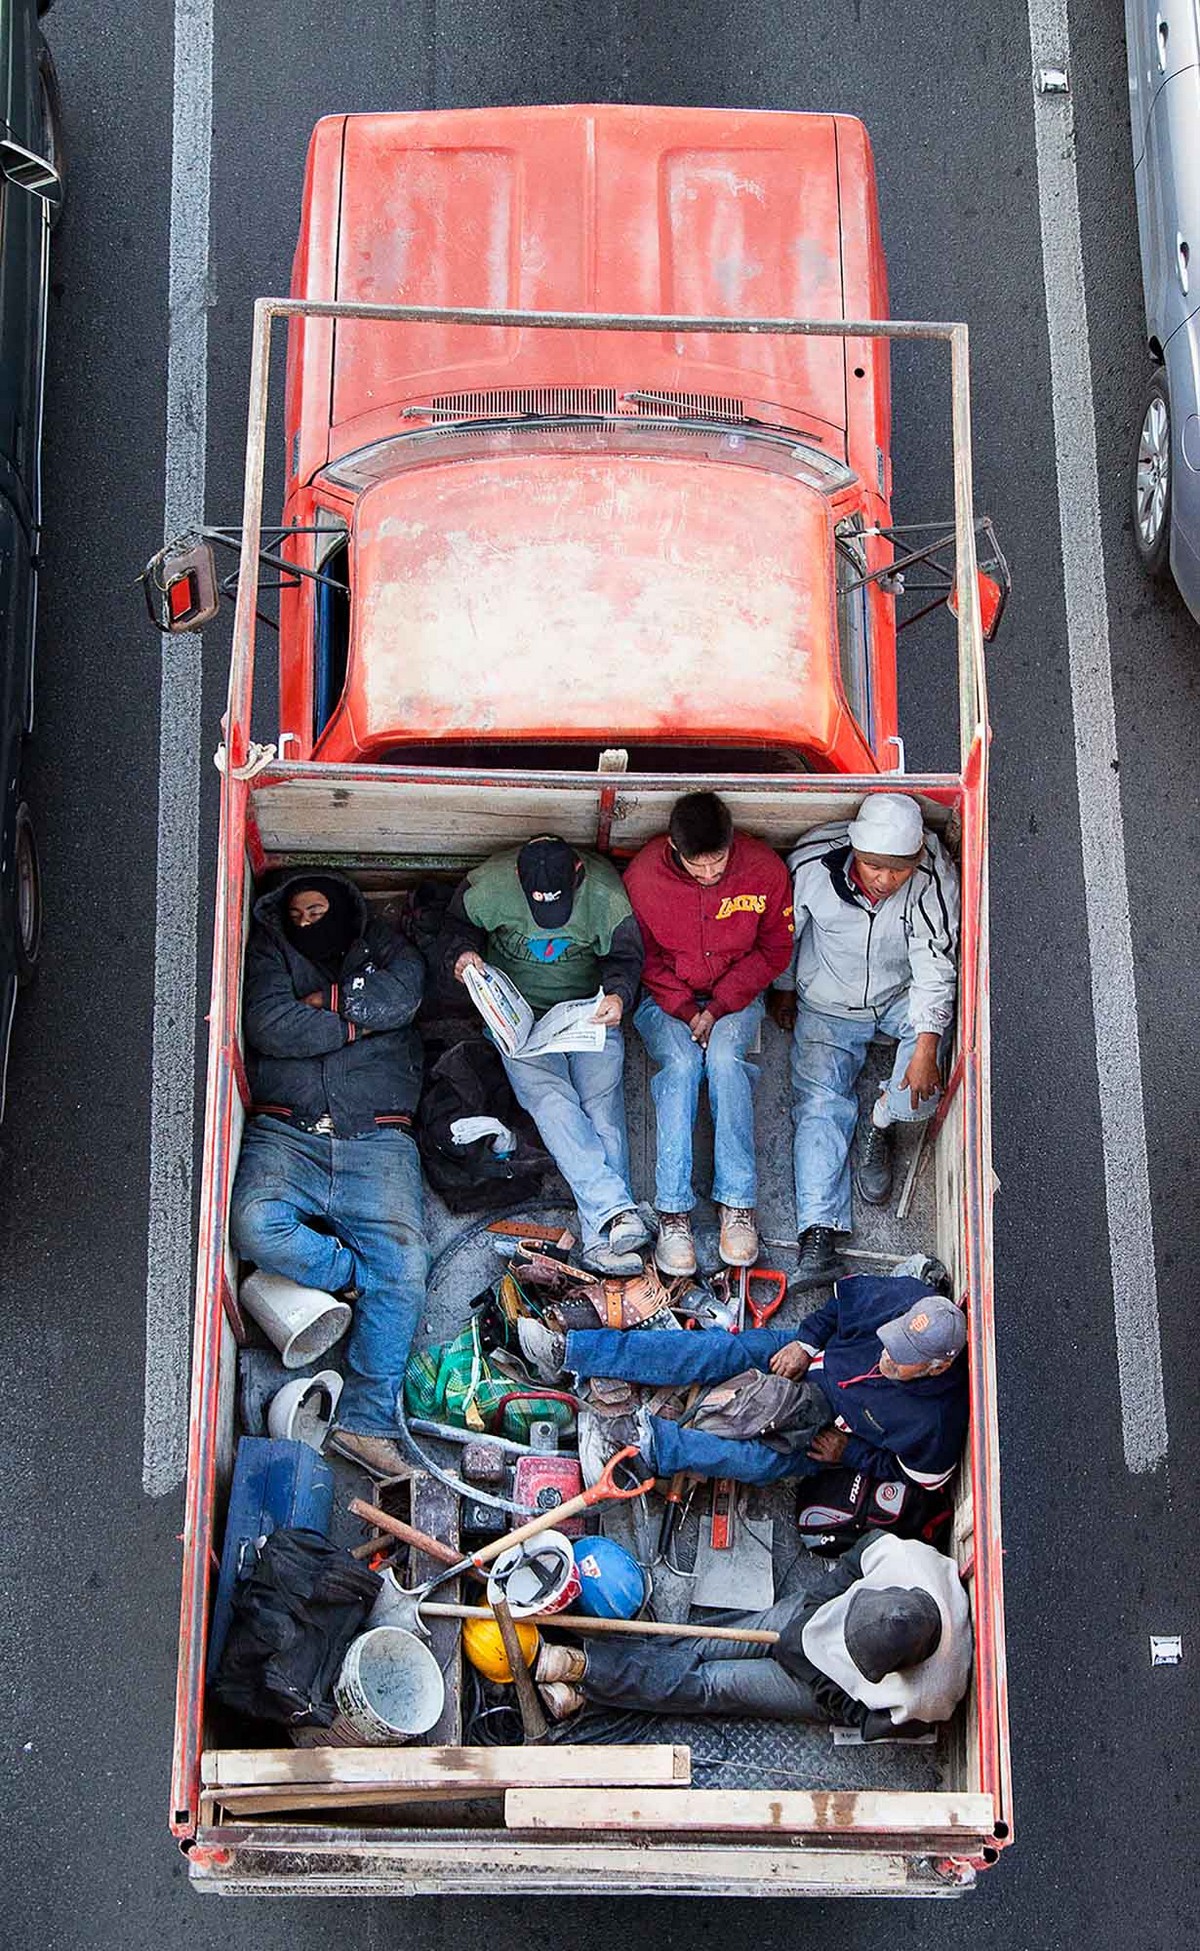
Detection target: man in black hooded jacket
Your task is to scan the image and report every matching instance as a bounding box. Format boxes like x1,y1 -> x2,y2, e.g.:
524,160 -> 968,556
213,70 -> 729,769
230,870 -> 427,1476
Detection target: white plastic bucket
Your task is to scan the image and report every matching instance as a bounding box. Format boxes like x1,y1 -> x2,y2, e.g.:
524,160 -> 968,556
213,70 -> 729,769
486,1530 -> 582,1619
266,1370 -> 344,1447
333,1628 -> 445,1744
239,1270 -> 352,1368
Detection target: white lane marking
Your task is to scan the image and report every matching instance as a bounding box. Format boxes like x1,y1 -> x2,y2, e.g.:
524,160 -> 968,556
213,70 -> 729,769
1028,0 -> 1167,1471
144,0 -> 213,1497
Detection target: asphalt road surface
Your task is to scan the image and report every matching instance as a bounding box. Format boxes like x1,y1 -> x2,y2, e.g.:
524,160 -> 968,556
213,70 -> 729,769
2,0 -> 1196,1941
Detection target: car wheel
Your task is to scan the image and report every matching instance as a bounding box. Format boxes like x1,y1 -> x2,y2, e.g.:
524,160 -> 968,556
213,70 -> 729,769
14,802 -> 42,984
37,37 -> 65,231
1132,369 -> 1172,578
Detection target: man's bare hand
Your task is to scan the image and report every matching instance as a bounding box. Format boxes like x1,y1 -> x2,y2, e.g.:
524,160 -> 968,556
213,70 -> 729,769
769,1341 -> 812,1381
592,993 -> 624,1027
767,990 -> 797,1033
453,950 -> 487,984
689,1008 -> 715,1048
900,1031 -> 942,1111
807,1426 -> 849,1464
301,991 -> 325,1008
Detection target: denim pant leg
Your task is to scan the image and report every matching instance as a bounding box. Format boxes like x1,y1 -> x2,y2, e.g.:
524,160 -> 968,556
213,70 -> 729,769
581,1595 -> 827,1719
790,1004 -> 875,1234
705,997 -> 764,1209
503,1033 -> 634,1248
329,1131 -> 430,1435
875,996 -> 954,1125
646,1414 -> 815,1485
566,1325 -> 797,1387
229,1119 -> 357,1295
634,995 -> 704,1212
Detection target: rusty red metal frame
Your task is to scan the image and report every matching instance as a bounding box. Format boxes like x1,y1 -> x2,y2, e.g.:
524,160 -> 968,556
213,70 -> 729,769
171,298 -> 1006,1869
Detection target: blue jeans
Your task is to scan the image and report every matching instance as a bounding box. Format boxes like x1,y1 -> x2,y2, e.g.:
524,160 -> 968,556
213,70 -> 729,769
635,994 -> 763,1211
566,1325 -> 827,1485
229,1117 -> 429,1435
580,1596 -> 826,1719
791,996 -> 948,1235
501,1028 -> 635,1249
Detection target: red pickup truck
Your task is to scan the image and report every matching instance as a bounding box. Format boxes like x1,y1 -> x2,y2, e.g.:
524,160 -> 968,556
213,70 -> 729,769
156,104 -> 1009,1897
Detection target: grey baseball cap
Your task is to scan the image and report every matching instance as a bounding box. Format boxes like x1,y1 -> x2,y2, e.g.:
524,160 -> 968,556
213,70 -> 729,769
877,1292 -> 966,1366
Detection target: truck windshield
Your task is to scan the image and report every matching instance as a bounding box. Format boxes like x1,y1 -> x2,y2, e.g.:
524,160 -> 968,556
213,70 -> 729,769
323,413 -> 856,496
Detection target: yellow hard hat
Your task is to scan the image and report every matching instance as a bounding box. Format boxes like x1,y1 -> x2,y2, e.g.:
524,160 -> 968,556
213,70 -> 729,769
462,1615 -> 540,1684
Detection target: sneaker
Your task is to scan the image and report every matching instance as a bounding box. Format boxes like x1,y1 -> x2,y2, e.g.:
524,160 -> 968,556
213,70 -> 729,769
608,1208 -> 652,1254
535,1642 -> 587,1685
539,1680 -> 586,1721
578,1405 -> 650,1487
717,1205 -> 759,1268
654,1210 -> 697,1277
581,1239 -> 645,1277
854,1115 -> 895,1205
326,1428 -> 413,1480
515,1317 -> 568,1384
791,1227 -> 842,1293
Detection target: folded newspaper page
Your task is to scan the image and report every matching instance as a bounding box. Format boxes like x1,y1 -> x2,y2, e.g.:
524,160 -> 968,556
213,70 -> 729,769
463,962 -> 607,1060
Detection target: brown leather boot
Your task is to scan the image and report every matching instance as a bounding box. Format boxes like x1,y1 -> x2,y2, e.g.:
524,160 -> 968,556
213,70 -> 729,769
717,1205 -> 759,1267
654,1210 -> 697,1276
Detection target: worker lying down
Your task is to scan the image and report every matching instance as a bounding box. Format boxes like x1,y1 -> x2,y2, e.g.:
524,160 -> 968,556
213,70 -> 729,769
520,1274 -> 969,1490
533,1532 -> 972,1729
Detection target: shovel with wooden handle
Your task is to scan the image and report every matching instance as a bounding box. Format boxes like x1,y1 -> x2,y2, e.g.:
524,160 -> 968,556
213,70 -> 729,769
362,1446 -> 652,1634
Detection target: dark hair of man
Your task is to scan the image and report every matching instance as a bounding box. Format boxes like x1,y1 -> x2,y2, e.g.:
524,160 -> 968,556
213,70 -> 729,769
668,791 -> 734,860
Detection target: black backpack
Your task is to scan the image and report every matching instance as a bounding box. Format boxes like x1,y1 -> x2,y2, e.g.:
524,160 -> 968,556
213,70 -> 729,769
210,1528 -> 381,1726
795,1466 -> 954,1557
416,1036 -> 554,1213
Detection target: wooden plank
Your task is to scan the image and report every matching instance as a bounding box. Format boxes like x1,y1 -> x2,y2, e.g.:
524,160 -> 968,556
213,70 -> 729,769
191,1836 -> 918,1895
409,1473 -> 461,1748
202,1743 -> 690,1791
249,774 -> 956,863
505,1787 -> 996,1838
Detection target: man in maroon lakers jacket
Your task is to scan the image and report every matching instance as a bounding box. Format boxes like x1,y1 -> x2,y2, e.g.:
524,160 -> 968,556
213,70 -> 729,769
625,792 -> 794,1274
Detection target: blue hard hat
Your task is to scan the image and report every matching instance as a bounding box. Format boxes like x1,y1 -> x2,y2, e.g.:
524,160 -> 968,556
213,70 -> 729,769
570,1534 -> 651,1619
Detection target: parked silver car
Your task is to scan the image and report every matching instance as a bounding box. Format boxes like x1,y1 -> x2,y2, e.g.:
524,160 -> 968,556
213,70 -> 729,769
1127,2 -> 1200,617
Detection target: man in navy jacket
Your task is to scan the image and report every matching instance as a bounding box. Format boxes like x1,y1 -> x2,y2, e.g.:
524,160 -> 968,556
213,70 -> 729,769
230,870 -> 427,1479
543,1275 -> 968,1489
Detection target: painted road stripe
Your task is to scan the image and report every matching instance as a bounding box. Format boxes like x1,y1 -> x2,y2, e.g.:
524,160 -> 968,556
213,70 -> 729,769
1028,0 -> 1167,1470
144,0 -> 212,1496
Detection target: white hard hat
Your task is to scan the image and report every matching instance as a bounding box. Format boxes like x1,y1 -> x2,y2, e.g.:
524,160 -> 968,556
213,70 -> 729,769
847,794 -> 925,858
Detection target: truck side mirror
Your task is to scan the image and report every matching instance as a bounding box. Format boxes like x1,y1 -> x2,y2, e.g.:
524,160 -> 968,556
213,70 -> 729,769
0,137 -> 60,200
948,567 -> 1008,642
141,538 -> 222,633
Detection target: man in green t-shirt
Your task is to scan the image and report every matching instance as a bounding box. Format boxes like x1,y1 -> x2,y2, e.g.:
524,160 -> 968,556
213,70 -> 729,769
440,836 -> 650,1274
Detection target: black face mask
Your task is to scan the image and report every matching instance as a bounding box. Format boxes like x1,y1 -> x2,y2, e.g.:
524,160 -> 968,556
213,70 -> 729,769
282,879 -> 358,975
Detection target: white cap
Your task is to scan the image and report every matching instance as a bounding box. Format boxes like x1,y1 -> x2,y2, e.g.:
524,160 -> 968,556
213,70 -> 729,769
847,793 -> 925,859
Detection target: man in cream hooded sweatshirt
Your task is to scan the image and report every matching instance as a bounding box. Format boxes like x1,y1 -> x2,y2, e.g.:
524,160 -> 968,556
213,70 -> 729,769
533,1532 -> 972,1733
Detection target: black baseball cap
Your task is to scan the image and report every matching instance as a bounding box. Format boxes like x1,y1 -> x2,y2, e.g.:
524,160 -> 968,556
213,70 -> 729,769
517,837 -> 580,930
843,1584 -> 943,1682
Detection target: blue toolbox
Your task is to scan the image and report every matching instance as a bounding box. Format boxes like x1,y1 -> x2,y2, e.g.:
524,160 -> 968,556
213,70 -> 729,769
206,1437 -> 335,1678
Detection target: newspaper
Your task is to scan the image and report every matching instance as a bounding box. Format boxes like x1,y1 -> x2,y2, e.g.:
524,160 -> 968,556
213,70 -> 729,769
463,961 -> 607,1060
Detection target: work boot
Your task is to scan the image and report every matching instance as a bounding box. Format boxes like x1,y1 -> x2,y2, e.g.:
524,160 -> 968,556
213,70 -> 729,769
539,1681 -> 586,1721
854,1114 -> 895,1206
608,1207 -> 652,1255
516,1317 -> 568,1384
535,1642 -> 588,1685
717,1205 -> 759,1268
791,1227 -> 842,1292
326,1429 -> 413,1480
654,1210 -> 697,1277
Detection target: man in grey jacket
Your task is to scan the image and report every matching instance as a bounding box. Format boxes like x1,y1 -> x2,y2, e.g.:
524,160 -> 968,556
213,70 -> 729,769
768,795 -> 960,1289
534,1532 -> 972,1733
